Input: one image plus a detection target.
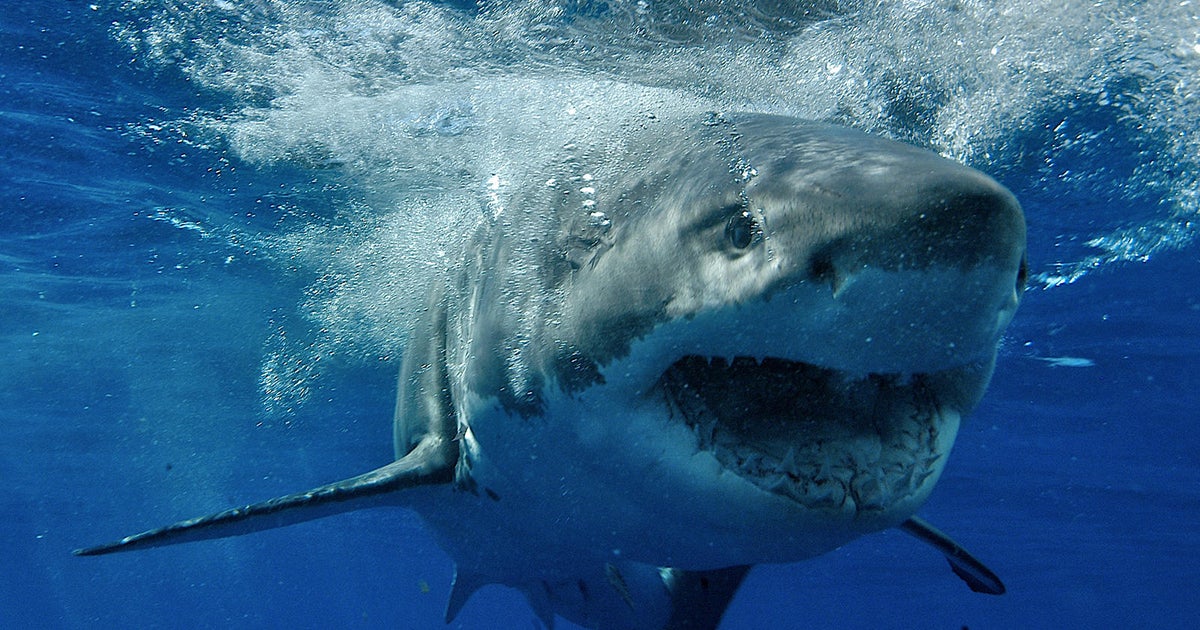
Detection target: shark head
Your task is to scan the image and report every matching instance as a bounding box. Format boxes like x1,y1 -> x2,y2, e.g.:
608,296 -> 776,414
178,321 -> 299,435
448,112 -> 1026,566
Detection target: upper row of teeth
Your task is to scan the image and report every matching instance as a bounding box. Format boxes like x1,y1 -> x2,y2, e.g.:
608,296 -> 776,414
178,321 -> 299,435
681,355 -> 798,369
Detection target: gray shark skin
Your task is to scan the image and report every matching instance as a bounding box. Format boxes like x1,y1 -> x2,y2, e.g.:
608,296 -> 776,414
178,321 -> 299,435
77,112 -> 1024,629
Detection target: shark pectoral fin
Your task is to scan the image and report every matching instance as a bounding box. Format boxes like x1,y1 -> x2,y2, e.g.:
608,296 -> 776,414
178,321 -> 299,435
73,434 -> 457,557
899,515 -> 1006,595
661,565 -> 752,630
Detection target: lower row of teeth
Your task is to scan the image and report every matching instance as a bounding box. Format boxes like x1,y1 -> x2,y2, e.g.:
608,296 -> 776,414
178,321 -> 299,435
698,409 -> 944,513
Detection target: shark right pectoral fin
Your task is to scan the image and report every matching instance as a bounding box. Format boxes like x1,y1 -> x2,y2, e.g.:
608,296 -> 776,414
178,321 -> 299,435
900,515 -> 1006,595
73,434 -> 457,557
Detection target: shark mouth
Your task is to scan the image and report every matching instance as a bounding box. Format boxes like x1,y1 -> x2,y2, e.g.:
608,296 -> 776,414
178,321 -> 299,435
657,355 -> 959,515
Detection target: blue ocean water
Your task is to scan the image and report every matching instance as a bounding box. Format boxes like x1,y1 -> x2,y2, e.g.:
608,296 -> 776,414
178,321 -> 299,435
3,1 -> 1198,628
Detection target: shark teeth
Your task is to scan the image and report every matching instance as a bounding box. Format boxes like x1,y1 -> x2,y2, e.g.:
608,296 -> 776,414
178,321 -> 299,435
658,354 -> 952,515
851,473 -> 888,511
780,447 -> 799,476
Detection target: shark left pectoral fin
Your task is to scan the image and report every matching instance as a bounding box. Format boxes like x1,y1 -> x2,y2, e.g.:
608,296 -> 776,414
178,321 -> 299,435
73,434 -> 457,557
900,515 -> 1006,595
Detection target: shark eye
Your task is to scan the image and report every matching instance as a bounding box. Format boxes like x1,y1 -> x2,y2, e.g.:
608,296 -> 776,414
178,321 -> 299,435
725,209 -> 761,250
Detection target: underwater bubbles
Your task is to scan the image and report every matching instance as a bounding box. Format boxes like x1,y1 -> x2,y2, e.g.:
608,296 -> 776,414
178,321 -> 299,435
111,0 -> 1200,410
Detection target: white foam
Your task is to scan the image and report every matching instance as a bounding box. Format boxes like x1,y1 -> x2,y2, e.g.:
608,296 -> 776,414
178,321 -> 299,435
111,0 -> 1200,406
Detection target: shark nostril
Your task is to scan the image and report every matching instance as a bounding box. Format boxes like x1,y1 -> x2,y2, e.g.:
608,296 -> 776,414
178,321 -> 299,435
808,252 -> 836,288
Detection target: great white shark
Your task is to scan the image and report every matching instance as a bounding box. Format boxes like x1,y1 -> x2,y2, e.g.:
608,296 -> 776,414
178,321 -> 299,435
77,112 -> 1026,629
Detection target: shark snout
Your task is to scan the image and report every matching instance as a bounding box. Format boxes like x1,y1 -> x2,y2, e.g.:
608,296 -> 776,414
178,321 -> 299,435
813,173 -> 1026,278
783,176 -> 1027,374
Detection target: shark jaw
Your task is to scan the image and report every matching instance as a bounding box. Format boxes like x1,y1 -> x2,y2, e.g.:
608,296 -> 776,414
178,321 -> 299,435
654,354 -> 964,519
553,260 -> 1016,551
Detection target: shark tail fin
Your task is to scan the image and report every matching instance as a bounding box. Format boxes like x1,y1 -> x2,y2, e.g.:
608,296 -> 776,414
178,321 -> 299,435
73,434 -> 457,556
900,515 -> 1006,595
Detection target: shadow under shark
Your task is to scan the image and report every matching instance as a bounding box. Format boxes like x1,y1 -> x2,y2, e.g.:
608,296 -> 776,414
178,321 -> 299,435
78,112 -> 1026,629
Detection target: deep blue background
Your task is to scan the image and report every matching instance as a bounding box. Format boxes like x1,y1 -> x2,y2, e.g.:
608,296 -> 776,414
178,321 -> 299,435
3,3 -> 1197,628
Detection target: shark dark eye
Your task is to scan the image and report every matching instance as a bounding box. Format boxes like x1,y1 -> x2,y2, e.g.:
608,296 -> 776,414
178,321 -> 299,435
725,209 -> 761,249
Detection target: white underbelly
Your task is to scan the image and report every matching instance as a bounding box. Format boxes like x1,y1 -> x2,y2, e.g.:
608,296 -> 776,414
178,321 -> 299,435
417,391 -> 956,577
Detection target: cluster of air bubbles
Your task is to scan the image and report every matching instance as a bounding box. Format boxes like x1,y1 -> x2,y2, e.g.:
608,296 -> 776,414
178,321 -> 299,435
578,174 -> 597,206
587,210 -> 611,231
258,326 -> 317,419
734,158 -> 758,182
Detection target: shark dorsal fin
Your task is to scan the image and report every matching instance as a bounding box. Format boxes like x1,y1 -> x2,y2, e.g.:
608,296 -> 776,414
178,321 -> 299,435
74,435 -> 457,556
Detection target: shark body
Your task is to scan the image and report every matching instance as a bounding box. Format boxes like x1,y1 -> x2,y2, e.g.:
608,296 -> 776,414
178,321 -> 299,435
78,112 -> 1025,629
